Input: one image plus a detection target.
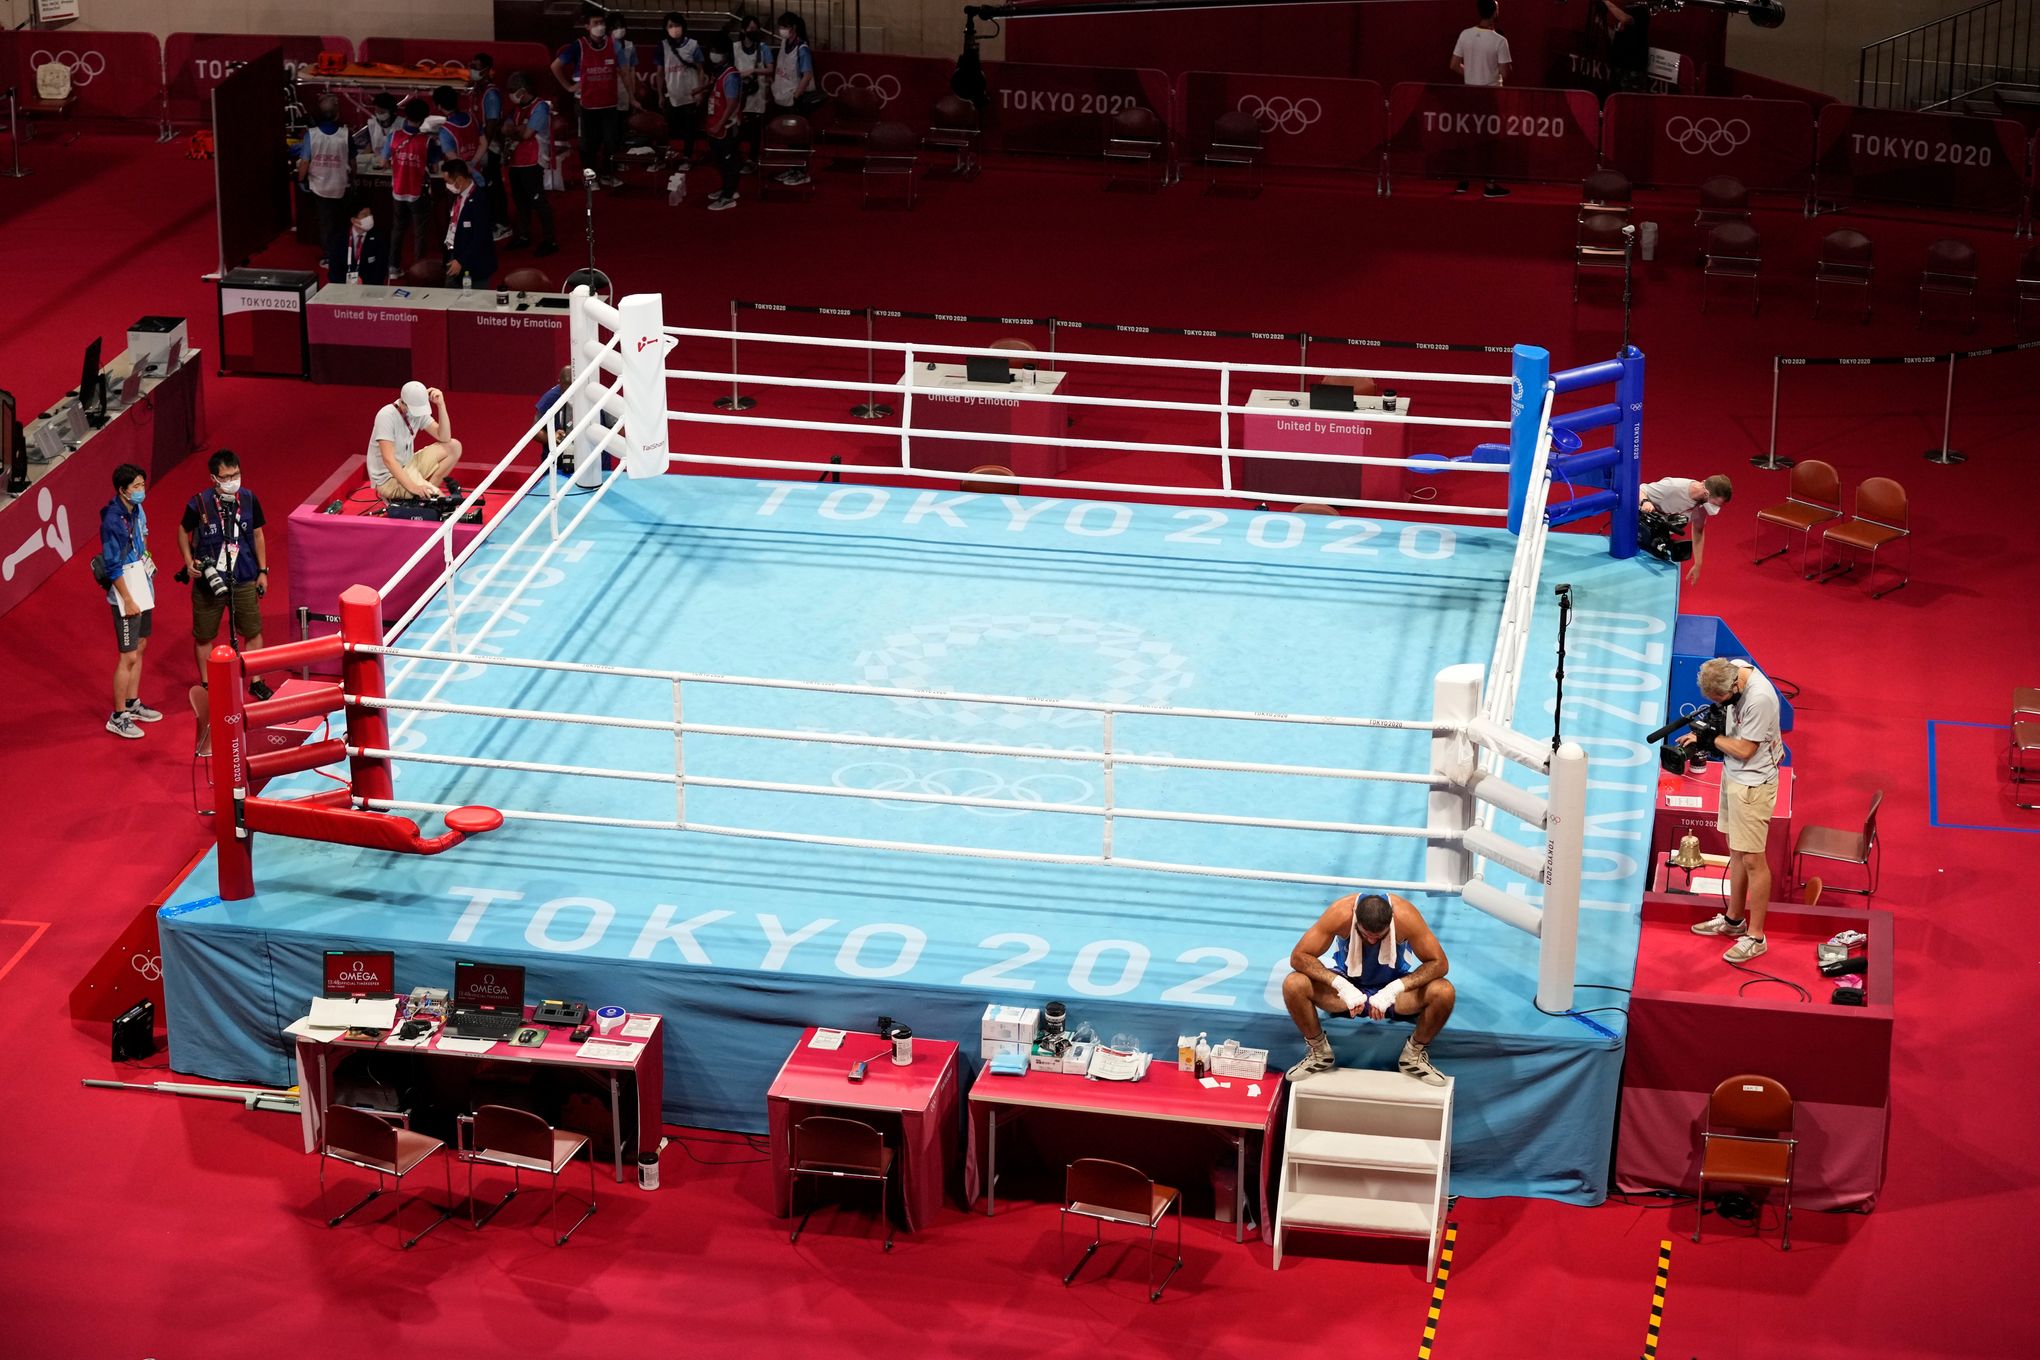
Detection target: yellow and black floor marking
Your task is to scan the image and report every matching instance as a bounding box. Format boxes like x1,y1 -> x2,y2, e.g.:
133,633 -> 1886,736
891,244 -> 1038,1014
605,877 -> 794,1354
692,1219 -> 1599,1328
1415,1221 -> 1459,1360
1642,1238 -> 1672,1359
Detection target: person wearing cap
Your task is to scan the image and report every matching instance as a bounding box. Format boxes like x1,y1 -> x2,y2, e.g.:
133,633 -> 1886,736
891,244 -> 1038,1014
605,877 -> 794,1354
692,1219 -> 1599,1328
366,382 -> 461,500
1639,473 -> 1731,584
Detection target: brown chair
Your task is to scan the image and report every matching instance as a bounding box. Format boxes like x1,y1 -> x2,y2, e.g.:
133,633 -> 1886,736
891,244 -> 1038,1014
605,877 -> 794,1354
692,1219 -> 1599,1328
1702,222 -> 1761,314
1693,1074 -> 1797,1250
2013,688 -> 2040,808
1104,107 -> 1169,190
988,337 -> 1038,373
759,115 -> 815,199
402,258 -> 445,287
460,1104 -> 597,1245
318,1103 -> 455,1249
501,267 -> 554,293
1800,877 -> 1823,906
862,121 -> 920,208
1293,502 -> 1342,515
826,83 -> 884,150
1575,211 -> 1630,301
925,95 -> 981,177
1819,477 -> 1909,597
1204,110 -> 1263,196
961,464 -> 1016,494
1581,167 -> 1633,224
1813,229 -> 1874,322
1060,1158 -> 1182,1301
1694,175 -> 1750,228
1918,237 -> 1979,330
1792,790 -> 1882,897
1752,459 -> 1841,577
2016,246 -> 2040,330
788,1115 -> 897,1250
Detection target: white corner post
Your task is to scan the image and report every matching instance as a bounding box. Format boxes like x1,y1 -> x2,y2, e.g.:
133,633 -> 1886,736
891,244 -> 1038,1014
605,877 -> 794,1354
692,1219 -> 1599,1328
1428,663 -> 1483,890
617,292 -> 670,479
1539,740 -> 1589,1013
567,286 -> 606,489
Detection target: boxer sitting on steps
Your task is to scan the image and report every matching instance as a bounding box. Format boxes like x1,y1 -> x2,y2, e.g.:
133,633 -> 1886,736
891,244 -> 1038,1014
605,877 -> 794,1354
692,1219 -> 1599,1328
1282,891 -> 1454,1086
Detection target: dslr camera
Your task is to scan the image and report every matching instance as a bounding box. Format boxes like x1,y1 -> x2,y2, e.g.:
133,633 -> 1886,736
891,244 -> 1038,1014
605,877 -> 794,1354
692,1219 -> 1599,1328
1638,509 -> 1693,563
175,563 -> 232,599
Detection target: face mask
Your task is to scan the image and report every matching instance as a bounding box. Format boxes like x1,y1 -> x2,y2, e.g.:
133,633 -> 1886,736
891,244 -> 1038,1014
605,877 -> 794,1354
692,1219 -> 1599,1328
376,111 -> 394,124
217,477 -> 241,496
779,28 -> 792,41
356,214 -> 374,232
590,23 -> 606,38
126,487 -> 146,505
470,67 -> 484,81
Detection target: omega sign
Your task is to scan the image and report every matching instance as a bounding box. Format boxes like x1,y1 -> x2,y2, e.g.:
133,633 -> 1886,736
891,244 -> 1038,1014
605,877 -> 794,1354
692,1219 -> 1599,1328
1849,133 -> 1994,167
331,959 -> 384,987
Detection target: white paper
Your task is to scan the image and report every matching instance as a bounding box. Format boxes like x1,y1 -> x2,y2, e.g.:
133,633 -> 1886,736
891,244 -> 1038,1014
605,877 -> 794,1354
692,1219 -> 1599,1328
383,1025 -> 437,1049
434,1036 -> 498,1054
1247,1084 -> 1262,1099
1665,795 -> 1704,810
1198,1076 -> 1220,1089
620,1014 -> 659,1039
807,1028 -> 846,1050
308,996 -> 400,1030
119,560 -> 154,611
575,1039 -> 640,1063
284,1016 -> 340,1043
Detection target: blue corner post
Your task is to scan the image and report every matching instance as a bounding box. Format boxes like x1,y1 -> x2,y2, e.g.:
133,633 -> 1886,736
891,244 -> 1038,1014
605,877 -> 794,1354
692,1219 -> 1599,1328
1609,345 -> 1646,560
1507,344 -> 1551,536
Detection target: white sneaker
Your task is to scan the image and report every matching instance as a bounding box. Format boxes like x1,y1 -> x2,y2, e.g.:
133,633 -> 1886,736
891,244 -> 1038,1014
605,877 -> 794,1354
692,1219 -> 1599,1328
1723,935 -> 1769,964
1399,1040 -> 1446,1086
708,193 -> 739,212
1690,911 -> 1747,937
126,699 -> 163,723
106,713 -> 144,739
1285,1040 -> 1337,1082
491,225 -> 513,242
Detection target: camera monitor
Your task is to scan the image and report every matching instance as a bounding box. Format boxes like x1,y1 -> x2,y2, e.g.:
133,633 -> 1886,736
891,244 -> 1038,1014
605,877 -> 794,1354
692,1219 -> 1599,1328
964,355 -> 1013,385
1308,382 -> 1356,412
453,960 -> 527,1014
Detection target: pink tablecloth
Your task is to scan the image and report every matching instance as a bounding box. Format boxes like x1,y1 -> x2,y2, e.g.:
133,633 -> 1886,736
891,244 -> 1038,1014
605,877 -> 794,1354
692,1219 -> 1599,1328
767,1029 -> 962,1232
1653,762 -> 1796,885
1236,398 -> 1409,503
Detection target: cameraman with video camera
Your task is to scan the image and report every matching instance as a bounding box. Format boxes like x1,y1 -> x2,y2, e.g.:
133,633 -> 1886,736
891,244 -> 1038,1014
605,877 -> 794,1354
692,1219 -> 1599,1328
1686,657 -> 1784,963
1638,473 -> 1731,584
178,451 -> 274,701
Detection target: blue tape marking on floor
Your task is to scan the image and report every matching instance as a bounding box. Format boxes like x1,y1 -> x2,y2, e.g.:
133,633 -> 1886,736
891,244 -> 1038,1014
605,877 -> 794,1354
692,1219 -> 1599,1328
1927,720 -> 2040,834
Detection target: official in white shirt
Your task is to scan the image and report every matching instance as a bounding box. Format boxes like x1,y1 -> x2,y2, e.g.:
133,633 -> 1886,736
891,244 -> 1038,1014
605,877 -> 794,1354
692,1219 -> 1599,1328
366,381 -> 462,501
1450,0 -> 1514,197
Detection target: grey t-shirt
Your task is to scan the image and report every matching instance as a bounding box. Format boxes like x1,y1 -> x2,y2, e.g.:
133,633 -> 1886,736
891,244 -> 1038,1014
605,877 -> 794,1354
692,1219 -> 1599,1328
1719,663 -> 1783,785
366,402 -> 418,488
1641,476 -> 1709,516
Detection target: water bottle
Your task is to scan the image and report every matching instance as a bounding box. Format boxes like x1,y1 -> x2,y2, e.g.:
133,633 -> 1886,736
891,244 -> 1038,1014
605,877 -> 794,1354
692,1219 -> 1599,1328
667,169 -> 687,206
461,273 -> 472,293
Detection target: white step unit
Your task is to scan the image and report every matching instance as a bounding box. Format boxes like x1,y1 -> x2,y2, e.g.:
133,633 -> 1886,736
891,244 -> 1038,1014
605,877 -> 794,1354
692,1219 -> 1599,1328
1274,1067 -> 1453,1278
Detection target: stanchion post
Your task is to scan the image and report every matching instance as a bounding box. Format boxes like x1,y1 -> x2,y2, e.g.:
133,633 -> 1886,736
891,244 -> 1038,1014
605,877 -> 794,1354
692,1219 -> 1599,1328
1297,333 -> 1309,392
1507,345 -> 1551,535
3,89 -> 29,178
1610,346 -> 1645,559
339,585 -> 395,808
1924,352 -> 1966,463
713,299 -> 755,411
1427,664 -> 1482,891
1538,741 -> 1588,1014
210,641 -> 253,899
850,305 -> 892,420
1752,355 -> 1793,469
617,292 -> 671,477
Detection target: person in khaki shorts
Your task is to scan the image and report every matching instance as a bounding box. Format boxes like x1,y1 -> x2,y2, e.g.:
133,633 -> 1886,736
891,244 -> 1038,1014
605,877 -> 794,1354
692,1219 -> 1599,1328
1685,657 -> 1784,963
366,381 -> 461,501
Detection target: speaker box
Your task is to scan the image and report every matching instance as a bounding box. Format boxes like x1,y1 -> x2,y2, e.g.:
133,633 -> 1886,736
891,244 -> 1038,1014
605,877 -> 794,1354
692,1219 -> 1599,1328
111,998 -> 157,1062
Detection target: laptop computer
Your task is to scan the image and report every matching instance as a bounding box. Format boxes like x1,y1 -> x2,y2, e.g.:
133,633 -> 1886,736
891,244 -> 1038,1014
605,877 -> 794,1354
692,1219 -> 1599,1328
307,950 -> 400,1030
446,960 -> 528,1041
1308,382 -> 1357,412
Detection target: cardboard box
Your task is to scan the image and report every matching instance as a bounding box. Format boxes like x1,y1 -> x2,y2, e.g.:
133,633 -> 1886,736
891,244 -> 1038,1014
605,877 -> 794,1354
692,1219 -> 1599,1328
1209,1040 -> 1268,1080
1062,1042 -> 1094,1075
1027,1044 -> 1064,1073
981,1038 -> 1029,1062
981,1004 -> 1041,1044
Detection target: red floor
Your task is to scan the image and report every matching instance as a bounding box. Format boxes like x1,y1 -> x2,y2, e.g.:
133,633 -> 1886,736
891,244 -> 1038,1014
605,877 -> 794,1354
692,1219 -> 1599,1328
3,129 -> 2037,1359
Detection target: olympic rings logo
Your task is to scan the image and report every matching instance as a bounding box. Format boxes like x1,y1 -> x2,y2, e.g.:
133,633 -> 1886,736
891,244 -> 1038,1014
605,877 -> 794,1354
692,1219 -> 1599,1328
821,72 -> 901,106
1236,94 -> 1321,136
1664,116 -> 1750,157
32,49 -> 108,87
131,953 -> 163,982
832,762 -> 1094,817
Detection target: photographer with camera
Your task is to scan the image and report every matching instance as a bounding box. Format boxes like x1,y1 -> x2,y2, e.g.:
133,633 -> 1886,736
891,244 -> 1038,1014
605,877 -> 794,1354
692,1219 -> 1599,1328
1638,473 -> 1731,584
1685,657 -> 1784,963
177,451 -> 273,702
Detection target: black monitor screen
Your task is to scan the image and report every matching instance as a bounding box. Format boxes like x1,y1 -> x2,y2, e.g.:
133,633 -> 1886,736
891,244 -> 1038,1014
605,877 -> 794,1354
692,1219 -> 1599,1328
453,960 -> 526,1013
964,355 -> 1013,385
1308,382 -> 1356,412
80,337 -> 104,415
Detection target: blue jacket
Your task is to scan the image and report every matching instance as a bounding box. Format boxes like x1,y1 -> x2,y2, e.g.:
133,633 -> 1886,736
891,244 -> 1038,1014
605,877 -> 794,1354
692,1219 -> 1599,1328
98,499 -> 148,606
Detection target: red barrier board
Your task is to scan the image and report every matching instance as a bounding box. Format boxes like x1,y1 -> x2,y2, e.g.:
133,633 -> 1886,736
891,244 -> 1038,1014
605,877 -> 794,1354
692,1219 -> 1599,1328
814,52 -> 956,133
1603,93 -> 1814,192
9,29 -> 163,121
1387,83 -> 1601,185
981,62 -> 1174,157
1176,71 -> 1384,172
1816,105 -> 2032,219
163,33 -> 349,124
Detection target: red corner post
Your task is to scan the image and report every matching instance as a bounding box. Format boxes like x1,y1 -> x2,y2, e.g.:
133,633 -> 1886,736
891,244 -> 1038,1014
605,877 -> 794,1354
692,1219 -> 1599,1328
339,585 -> 394,806
209,643 -> 254,900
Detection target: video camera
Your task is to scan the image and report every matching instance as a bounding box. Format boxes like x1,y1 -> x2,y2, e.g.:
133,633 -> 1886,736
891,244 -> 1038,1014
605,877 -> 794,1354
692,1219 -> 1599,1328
1648,701 -> 1729,775
1638,509 -> 1693,563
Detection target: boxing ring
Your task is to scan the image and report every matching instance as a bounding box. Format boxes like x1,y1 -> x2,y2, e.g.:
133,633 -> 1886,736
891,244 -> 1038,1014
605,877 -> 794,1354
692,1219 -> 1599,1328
158,292 -> 1674,1202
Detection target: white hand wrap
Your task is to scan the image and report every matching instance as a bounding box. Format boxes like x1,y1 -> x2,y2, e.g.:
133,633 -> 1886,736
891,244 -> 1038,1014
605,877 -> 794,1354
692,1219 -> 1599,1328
1370,980 -> 1406,1016
1331,976 -> 1364,1012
